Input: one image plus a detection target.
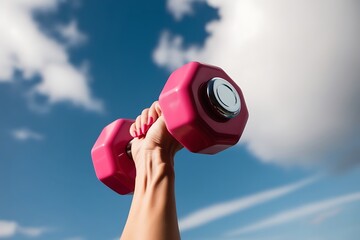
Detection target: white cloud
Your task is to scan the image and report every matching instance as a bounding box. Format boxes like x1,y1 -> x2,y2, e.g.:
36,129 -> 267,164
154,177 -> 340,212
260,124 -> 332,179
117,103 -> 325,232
0,220 -> 48,238
309,207 -> 342,225
17,226 -> 48,237
225,192 -> 360,236
11,128 -> 44,141
0,0 -> 103,112
0,220 -> 17,238
167,0 -> 204,20
57,20 -> 87,47
155,0 -> 360,167
179,176 -> 318,232
153,31 -> 200,72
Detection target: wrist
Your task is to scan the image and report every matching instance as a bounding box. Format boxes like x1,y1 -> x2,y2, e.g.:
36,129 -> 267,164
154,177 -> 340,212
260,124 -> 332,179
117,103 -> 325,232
141,139 -> 180,162
134,147 -> 175,187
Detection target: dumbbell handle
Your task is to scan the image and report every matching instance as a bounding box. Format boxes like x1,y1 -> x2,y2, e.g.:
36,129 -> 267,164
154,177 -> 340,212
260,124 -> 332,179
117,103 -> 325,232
126,140 -> 133,160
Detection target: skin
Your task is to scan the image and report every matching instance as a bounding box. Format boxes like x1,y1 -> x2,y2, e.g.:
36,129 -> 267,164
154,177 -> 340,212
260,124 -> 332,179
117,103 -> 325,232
120,101 -> 182,240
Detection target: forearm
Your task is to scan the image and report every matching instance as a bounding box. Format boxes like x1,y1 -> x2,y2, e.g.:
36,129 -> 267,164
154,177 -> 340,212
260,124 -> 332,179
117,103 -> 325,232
121,149 -> 180,240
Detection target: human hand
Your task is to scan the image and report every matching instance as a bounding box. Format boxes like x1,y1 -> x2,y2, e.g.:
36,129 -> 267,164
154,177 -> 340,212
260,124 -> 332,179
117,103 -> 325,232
129,101 -> 183,167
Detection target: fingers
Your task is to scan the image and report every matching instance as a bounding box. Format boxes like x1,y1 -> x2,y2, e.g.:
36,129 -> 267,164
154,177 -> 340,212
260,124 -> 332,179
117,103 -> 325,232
140,108 -> 149,135
130,101 -> 162,138
131,111 -> 147,138
148,101 -> 161,126
129,116 -> 140,138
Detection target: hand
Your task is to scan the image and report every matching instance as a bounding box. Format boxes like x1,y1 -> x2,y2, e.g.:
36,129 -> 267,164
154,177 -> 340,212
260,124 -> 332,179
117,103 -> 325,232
129,101 -> 183,167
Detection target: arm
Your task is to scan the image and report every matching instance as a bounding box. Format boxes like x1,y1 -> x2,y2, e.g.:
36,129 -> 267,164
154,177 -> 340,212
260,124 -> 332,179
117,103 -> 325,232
120,102 -> 182,240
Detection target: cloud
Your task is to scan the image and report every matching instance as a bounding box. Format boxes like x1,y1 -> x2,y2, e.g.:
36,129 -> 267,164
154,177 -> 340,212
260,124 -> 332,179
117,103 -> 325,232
225,192 -> 360,236
17,226 -> 48,237
0,220 -> 16,238
0,0 -> 103,112
179,175 -> 318,232
57,20 -> 87,47
154,0 -> 360,168
11,128 -> 44,141
309,207 -> 342,225
153,31 -> 200,72
167,0 -> 204,20
0,220 -> 48,238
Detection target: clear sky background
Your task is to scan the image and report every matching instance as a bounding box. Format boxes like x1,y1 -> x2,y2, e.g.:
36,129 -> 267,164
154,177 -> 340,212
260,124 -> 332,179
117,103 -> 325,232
1,0 -> 360,239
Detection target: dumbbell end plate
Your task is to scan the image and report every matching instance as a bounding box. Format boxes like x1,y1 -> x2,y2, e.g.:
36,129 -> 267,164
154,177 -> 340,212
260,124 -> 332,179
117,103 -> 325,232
91,119 -> 136,195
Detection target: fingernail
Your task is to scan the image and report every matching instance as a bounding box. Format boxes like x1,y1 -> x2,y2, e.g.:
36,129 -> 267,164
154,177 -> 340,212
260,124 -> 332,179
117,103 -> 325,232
148,116 -> 154,125
141,125 -> 147,135
134,131 -> 138,138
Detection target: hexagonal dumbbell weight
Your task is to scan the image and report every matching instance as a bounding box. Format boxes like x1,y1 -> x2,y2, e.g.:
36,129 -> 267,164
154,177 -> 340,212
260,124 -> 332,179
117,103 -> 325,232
91,62 -> 248,195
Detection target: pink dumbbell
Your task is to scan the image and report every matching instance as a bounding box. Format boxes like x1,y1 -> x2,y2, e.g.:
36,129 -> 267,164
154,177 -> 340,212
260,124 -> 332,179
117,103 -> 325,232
91,62 -> 248,194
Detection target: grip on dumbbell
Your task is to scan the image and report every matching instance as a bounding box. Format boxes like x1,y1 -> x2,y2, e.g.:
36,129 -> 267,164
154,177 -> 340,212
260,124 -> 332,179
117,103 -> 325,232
91,62 -> 249,195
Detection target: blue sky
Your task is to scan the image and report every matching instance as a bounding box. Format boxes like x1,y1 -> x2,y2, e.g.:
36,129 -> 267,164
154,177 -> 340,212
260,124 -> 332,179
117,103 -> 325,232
1,0 -> 360,239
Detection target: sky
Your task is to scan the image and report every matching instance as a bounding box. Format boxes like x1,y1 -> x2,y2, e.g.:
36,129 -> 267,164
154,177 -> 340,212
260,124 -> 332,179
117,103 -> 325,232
1,0 -> 360,239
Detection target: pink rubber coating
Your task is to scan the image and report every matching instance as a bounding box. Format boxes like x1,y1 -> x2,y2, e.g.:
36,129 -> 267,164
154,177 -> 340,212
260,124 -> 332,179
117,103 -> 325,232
91,119 -> 136,195
159,62 -> 249,154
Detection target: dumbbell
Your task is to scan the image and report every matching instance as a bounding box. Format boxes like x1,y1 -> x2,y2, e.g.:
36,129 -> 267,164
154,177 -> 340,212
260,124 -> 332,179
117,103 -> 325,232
91,62 -> 248,195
